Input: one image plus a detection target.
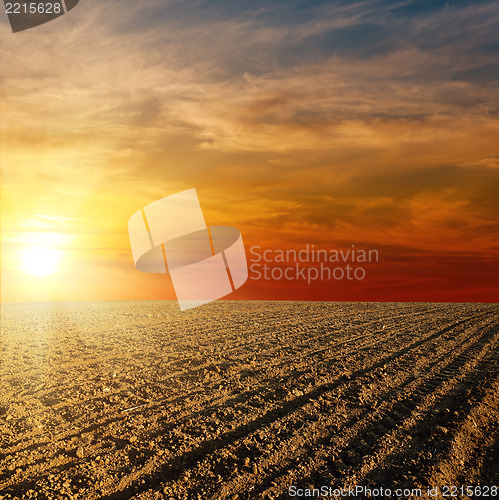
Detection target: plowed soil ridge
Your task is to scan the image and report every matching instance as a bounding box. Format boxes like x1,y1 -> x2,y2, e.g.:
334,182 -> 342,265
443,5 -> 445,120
0,301 -> 497,500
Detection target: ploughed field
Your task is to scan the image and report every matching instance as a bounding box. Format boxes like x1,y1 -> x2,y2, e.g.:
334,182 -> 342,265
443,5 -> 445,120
0,301 -> 498,500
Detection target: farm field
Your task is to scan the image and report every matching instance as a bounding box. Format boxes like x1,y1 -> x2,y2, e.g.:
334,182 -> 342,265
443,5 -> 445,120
0,301 -> 498,499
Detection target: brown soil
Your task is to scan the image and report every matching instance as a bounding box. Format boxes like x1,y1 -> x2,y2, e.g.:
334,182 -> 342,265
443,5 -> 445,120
0,301 -> 498,500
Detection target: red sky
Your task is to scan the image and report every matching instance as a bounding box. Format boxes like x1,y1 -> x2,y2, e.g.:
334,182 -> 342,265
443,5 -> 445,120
1,0 -> 498,304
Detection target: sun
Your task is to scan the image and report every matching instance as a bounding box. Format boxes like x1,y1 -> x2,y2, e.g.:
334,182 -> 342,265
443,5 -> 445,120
20,248 -> 60,277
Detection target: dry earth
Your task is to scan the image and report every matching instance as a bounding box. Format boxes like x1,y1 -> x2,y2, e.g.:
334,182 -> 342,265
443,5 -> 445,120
0,301 -> 498,500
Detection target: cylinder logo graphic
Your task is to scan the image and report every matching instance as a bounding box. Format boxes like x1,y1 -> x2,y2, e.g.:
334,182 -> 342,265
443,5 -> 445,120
128,189 -> 248,311
3,0 -> 79,33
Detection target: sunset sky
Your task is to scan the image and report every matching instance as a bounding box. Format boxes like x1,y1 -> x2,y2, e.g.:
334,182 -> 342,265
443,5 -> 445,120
1,0 -> 498,304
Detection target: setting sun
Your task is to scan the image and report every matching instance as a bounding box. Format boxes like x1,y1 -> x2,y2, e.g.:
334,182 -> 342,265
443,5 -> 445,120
20,248 -> 60,277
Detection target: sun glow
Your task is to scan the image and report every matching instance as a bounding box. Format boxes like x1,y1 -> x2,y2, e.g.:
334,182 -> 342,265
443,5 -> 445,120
20,248 -> 61,277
